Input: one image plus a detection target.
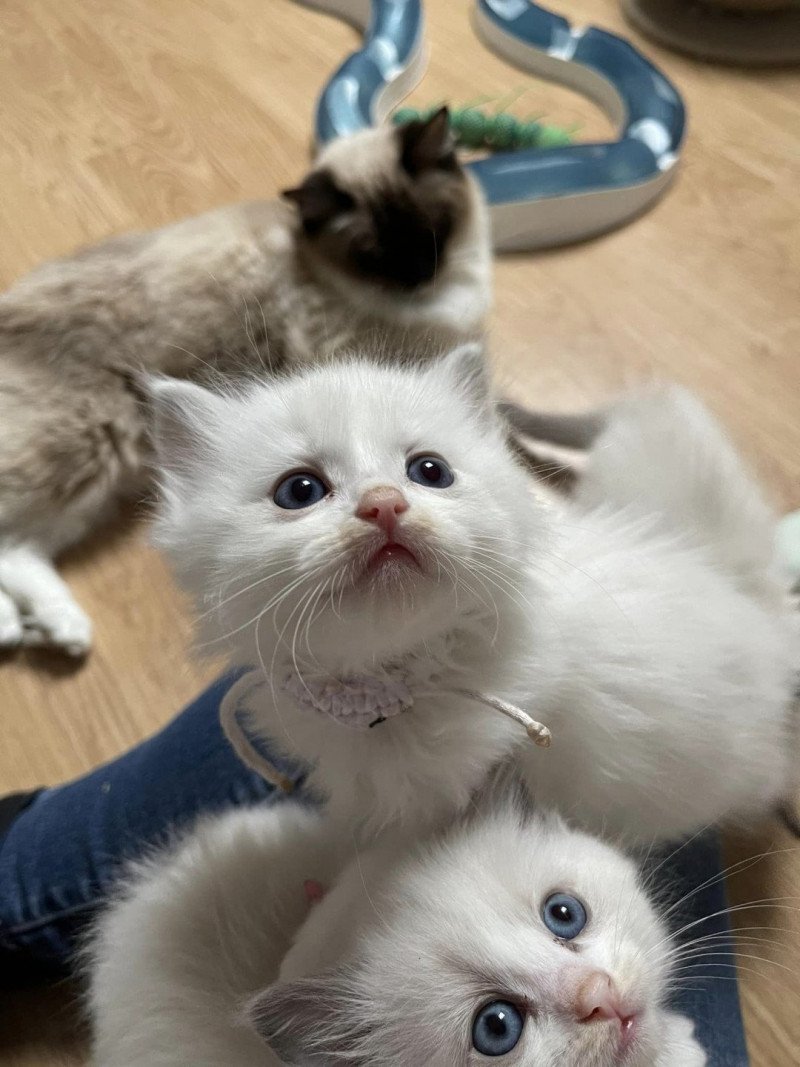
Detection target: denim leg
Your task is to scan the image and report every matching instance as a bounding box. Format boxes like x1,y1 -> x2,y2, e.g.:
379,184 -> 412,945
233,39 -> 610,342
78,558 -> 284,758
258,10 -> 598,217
644,833 -> 750,1067
0,673 -> 301,980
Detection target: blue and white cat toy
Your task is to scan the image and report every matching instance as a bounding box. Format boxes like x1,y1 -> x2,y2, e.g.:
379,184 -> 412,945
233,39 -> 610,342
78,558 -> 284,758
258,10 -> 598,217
299,0 -> 686,251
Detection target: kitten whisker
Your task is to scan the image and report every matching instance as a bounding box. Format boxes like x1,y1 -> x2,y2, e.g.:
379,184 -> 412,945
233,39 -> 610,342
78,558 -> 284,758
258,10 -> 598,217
660,845 -> 800,924
270,576 -> 328,700
437,549 -> 501,642
665,927 -> 792,956
637,822 -> 716,893
643,897 -> 800,963
672,958 -> 799,990
349,829 -> 393,934
162,341 -> 219,377
463,556 -> 535,617
254,294 -> 273,371
299,576 -> 332,667
196,557 -> 297,623
241,295 -> 264,371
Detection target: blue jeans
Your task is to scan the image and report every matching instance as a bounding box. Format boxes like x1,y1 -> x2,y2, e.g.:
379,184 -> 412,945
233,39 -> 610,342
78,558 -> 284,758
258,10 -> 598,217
0,676 -> 749,1064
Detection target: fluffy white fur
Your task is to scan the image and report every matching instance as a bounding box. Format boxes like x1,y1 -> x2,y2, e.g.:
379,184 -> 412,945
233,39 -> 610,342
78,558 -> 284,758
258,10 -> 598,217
88,795 -> 706,1066
151,349 -> 798,845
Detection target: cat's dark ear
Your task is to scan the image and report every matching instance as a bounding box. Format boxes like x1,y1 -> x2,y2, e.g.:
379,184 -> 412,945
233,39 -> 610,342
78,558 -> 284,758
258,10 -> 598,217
246,971 -> 362,1066
398,106 -> 457,176
438,341 -> 492,415
146,377 -> 226,479
282,169 -> 355,235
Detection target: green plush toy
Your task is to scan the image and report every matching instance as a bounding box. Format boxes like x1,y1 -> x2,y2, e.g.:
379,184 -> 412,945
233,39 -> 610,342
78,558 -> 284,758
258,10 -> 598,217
392,104 -> 573,152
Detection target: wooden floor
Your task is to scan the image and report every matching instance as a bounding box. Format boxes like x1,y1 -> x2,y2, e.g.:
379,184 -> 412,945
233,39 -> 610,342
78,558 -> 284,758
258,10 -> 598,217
0,1 -> 798,1063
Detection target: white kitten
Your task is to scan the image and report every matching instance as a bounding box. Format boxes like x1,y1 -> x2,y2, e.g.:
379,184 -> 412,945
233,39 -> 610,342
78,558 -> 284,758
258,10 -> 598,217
88,793 -> 706,1066
150,348 -> 798,844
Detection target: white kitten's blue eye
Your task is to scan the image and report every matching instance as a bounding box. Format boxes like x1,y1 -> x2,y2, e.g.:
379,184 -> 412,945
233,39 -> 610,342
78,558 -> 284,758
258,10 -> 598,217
406,455 -> 454,488
472,1001 -> 524,1057
273,473 -> 329,510
542,893 -> 588,940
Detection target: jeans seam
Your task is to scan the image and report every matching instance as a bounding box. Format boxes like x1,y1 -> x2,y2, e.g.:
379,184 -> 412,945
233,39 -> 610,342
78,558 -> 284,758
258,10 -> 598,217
1,896 -> 100,937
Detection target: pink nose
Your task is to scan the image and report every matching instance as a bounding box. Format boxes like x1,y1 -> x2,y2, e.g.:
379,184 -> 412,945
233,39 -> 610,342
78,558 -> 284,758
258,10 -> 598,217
573,972 -> 627,1024
356,486 -> 409,535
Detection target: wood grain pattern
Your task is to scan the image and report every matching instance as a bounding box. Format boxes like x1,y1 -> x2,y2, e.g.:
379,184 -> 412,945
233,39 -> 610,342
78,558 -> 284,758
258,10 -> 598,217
0,1 -> 798,1063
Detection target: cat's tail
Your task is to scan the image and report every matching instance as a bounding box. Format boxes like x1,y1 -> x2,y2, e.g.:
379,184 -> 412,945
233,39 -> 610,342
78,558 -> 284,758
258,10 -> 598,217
575,383 -> 783,599
506,386 -> 790,600
500,401 -> 605,450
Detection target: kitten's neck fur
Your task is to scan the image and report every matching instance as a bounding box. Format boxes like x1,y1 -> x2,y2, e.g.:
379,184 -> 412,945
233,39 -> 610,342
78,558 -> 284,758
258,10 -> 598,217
237,600 -> 560,844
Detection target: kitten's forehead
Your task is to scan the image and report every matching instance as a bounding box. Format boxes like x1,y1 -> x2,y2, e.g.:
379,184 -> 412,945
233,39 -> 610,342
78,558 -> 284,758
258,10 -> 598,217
394,814 -> 648,947
241,360 -> 483,459
364,815 -> 664,1012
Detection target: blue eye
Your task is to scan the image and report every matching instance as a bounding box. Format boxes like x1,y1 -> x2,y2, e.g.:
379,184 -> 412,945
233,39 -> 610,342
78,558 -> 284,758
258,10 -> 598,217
273,473 -> 329,510
472,1001 -> 524,1057
542,893 -> 588,940
406,455 -> 454,488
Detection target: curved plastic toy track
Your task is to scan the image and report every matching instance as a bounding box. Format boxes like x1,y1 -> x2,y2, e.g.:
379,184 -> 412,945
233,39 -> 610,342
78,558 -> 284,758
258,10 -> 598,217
298,0 -> 686,251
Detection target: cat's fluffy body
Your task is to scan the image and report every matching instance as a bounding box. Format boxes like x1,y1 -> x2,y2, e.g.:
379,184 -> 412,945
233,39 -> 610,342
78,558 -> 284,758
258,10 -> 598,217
0,117 -> 490,654
88,794 -> 706,1066
152,350 -> 798,846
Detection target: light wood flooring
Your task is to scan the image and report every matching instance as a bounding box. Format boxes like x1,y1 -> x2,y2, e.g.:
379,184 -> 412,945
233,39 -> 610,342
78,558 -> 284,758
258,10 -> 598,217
0,0 -> 798,1063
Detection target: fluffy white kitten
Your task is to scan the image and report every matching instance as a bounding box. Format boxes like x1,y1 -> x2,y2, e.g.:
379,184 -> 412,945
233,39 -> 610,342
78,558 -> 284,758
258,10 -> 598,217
88,792 -> 706,1066
151,347 -> 798,844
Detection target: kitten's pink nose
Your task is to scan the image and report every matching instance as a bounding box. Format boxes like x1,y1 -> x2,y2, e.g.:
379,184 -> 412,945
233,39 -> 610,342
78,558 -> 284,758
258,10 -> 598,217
573,972 -> 627,1024
356,486 -> 409,535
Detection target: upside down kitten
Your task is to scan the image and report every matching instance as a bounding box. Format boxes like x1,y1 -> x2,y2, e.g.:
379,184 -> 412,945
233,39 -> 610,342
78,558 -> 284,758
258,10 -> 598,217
89,783 -> 707,1066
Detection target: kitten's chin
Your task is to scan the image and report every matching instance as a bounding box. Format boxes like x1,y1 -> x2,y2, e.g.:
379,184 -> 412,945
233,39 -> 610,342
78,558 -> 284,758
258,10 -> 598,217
368,543 -> 419,570
350,561 -> 434,608
345,532 -> 434,600
361,544 -> 425,595
617,1008 -> 662,1067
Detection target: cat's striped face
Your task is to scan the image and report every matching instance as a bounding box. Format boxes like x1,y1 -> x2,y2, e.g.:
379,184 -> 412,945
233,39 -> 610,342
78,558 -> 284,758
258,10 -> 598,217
149,345 -> 542,671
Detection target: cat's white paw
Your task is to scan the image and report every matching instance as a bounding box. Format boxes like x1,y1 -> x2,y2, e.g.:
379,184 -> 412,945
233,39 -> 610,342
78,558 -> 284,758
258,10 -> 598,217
21,601 -> 93,657
0,590 -> 23,648
0,546 -> 93,657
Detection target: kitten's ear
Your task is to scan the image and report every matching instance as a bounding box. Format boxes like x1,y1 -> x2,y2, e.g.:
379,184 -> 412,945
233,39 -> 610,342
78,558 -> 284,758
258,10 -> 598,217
146,377 -> 226,479
438,341 -> 492,414
246,971 -> 361,1066
398,106 -> 457,176
282,169 -> 355,235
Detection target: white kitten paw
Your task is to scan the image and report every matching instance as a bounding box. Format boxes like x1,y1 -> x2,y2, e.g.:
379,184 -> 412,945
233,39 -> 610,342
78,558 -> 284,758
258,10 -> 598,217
21,602 -> 93,657
0,591 -> 23,648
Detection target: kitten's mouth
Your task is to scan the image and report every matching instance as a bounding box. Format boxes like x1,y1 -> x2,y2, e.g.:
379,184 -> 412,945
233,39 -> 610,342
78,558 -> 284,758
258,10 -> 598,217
617,1014 -> 640,1060
367,542 -> 420,572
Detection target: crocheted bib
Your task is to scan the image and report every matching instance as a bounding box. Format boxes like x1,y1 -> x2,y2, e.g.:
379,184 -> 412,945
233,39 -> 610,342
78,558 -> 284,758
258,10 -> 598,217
281,668 -> 415,729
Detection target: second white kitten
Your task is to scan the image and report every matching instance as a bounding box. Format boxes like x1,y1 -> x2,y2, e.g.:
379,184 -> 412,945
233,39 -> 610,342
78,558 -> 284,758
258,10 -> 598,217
88,791 -> 707,1066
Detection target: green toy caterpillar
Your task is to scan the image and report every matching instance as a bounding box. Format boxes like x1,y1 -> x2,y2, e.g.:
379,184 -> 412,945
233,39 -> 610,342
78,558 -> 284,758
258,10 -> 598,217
392,104 -> 573,151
